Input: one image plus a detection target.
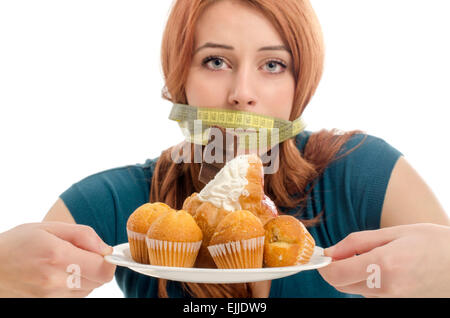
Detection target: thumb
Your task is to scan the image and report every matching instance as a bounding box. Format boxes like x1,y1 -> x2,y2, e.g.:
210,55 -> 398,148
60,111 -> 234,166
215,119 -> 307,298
324,226 -> 405,261
42,221 -> 113,256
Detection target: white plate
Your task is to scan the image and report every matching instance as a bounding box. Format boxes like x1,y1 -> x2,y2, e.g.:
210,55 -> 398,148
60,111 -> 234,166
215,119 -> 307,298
104,243 -> 332,283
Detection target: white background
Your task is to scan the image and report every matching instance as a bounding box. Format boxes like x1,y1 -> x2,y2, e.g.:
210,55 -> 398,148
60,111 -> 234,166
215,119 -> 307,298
0,0 -> 449,298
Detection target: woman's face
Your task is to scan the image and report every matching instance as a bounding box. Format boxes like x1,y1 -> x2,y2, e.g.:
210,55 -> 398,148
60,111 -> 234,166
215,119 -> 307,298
185,0 -> 295,121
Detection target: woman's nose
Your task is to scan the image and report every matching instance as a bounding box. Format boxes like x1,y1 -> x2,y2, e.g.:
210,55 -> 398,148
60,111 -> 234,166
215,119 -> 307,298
227,67 -> 257,110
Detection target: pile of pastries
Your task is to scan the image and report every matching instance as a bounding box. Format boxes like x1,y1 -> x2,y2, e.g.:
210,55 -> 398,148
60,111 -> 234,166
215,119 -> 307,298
126,154 -> 315,269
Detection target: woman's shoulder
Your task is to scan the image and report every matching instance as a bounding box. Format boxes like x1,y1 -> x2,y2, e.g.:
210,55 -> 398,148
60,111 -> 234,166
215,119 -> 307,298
295,129 -> 403,163
334,132 -> 403,170
73,157 -> 159,187
63,157 -> 160,206
303,130 -> 403,232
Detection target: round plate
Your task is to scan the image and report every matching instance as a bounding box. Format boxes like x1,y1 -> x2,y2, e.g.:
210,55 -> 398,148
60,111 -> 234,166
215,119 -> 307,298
104,243 -> 332,283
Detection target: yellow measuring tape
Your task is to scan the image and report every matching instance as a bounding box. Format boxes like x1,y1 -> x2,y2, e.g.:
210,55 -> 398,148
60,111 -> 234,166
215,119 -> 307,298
168,103 -> 306,150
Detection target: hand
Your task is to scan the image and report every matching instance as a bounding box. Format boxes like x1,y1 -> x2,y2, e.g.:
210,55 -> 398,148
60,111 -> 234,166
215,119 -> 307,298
317,223 -> 450,297
0,222 -> 116,297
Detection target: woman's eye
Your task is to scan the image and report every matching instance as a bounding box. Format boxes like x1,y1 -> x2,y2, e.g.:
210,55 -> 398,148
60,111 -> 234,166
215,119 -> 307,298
263,60 -> 287,74
202,56 -> 228,71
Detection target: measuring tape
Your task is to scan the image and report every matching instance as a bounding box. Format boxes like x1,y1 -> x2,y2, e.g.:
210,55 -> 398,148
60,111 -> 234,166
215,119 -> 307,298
168,103 -> 306,150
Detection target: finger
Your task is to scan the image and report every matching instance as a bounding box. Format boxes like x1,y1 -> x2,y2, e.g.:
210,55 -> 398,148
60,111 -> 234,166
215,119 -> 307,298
60,243 -> 116,285
44,234 -> 116,284
42,222 -> 113,256
334,280 -> 382,298
26,273 -> 103,297
324,227 -> 408,260
318,248 -> 380,287
64,274 -> 104,292
53,273 -> 104,294
67,289 -> 93,298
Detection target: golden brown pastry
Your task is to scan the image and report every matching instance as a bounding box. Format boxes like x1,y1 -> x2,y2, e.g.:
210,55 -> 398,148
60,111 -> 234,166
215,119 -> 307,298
146,209 -> 203,267
126,202 -> 171,264
208,210 -> 265,269
182,192 -> 203,216
209,209 -> 265,245
191,201 -> 232,268
258,194 -> 279,226
263,215 -> 315,267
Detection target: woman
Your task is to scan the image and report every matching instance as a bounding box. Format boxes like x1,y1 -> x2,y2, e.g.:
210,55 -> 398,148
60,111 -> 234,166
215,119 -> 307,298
0,0 -> 448,298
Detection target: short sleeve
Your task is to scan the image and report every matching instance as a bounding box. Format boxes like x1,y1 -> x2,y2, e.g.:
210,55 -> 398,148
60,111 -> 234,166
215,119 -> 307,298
59,159 -> 156,246
336,134 -> 403,230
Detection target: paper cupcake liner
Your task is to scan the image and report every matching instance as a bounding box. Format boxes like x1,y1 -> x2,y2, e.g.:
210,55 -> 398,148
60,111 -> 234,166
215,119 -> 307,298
296,231 -> 316,264
127,229 -> 149,264
146,238 -> 202,267
207,236 -> 265,269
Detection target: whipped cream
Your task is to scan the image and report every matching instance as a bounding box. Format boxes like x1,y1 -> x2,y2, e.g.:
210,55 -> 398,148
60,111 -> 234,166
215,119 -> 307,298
197,155 -> 251,211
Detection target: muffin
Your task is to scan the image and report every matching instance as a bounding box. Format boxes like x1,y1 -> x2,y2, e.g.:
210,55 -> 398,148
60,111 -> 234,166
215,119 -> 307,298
126,202 -> 171,264
146,209 -> 203,267
263,215 -> 315,267
207,210 -> 265,269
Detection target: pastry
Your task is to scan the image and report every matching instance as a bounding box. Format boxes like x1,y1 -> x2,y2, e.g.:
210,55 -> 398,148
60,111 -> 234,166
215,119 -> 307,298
146,209 -> 202,267
207,210 -> 265,269
126,202 -> 171,264
263,215 -> 315,267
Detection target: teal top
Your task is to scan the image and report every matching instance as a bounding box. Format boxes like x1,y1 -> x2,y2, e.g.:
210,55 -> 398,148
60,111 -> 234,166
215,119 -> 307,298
59,130 -> 403,298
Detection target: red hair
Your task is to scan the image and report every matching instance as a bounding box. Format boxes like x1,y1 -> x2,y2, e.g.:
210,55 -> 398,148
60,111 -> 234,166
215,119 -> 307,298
152,0 -> 366,298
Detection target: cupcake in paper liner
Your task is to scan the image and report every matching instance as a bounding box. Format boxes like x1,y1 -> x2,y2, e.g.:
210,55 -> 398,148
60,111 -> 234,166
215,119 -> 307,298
126,202 -> 171,264
207,210 -> 265,269
263,215 -> 316,267
146,209 -> 202,267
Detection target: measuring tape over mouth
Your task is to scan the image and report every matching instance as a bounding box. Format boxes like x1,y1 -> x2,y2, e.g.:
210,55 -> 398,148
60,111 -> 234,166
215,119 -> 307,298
168,103 -> 307,151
